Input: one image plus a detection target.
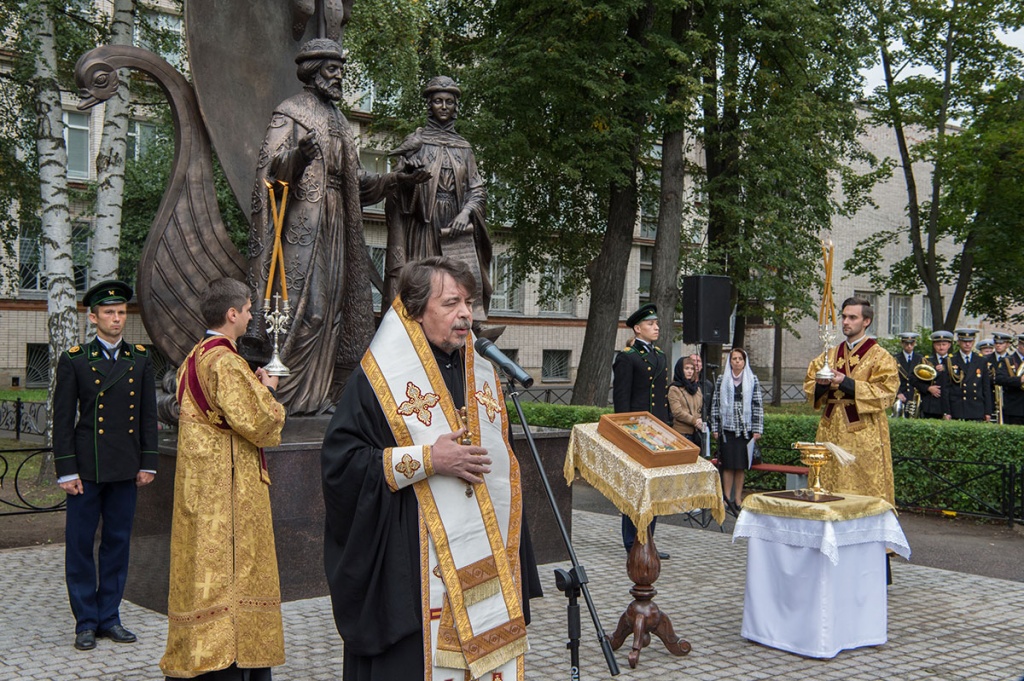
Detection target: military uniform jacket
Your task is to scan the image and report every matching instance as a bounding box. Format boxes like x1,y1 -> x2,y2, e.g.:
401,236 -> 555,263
53,338 -> 159,482
948,352 -> 992,420
612,340 -> 670,423
995,353 -> 1024,419
912,354 -> 951,417
895,350 -> 924,402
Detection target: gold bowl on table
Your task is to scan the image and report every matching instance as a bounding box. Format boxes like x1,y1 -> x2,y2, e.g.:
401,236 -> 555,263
792,442 -> 832,497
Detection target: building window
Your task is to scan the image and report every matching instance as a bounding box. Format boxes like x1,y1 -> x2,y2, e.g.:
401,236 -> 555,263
19,222 -> 93,292
25,343 -> 50,389
852,289 -> 878,313
542,349 -> 570,382
352,82 -> 377,113
888,294 -> 911,336
360,151 -> 390,212
368,245 -> 386,312
489,255 -> 523,314
64,111 -> 91,180
136,10 -> 184,70
539,264 -> 575,316
126,120 -> 158,160
922,295 -> 933,330
638,246 -> 653,303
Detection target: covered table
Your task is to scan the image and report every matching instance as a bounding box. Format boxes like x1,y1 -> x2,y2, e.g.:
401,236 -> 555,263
564,422 -> 725,667
732,493 -> 911,658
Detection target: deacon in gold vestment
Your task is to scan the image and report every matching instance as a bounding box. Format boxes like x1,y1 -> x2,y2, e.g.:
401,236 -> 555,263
803,297 -> 899,504
161,279 -> 287,680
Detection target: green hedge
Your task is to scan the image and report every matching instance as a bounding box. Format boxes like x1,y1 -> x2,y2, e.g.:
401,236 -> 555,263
509,402 -> 1023,514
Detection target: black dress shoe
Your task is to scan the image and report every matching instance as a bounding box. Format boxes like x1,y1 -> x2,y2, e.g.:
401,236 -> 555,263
74,630 -> 96,651
98,624 -> 137,643
657,551 -> 670,560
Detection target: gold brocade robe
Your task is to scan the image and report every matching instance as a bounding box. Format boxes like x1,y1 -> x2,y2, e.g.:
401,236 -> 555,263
160,337 -> 286,678
803,340 -> 899,504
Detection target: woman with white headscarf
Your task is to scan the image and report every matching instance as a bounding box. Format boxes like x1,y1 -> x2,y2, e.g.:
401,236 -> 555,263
710,347 -> 764,514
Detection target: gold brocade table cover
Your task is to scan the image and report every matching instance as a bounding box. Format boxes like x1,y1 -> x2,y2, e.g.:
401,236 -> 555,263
564,422 -> 725,543
741,492 -> 895,523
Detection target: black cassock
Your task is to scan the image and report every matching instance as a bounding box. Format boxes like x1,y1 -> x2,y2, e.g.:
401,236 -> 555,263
321,345 -> 542,681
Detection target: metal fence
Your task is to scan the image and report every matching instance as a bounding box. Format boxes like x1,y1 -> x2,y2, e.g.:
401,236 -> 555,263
0,399 -> 47,439
0,447 -> 65,516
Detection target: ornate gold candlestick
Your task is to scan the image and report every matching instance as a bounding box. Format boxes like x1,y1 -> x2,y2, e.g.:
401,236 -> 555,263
815,240 -> 838,380
793,441 -> 832,497
262,180 -> 291,377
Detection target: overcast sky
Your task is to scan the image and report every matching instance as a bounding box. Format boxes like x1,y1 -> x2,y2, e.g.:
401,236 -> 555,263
861,28 -> 1024,94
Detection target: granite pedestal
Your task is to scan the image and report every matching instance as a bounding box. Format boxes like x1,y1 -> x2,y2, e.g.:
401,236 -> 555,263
125,418 -> 572,613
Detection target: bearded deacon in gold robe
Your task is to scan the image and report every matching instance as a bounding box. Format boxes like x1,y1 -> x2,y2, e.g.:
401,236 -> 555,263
161,278 -> 287,680
804,297 -> 899,504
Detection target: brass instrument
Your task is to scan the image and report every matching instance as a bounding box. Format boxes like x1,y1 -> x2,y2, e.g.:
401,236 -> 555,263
906,392 -> 921,418
995,385 -> 1004,425
913,363 -> 938,381
1017,360 -> 1024,377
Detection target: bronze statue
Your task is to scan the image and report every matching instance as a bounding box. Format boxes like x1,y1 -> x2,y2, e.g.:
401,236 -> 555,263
385,76 -> 492,324
245,38 -> 429,415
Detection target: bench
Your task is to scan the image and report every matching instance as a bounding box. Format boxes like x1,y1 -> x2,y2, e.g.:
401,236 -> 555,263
712,459 -> 809,491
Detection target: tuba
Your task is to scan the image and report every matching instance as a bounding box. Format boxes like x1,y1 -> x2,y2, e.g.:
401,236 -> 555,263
913,363 -> 938,381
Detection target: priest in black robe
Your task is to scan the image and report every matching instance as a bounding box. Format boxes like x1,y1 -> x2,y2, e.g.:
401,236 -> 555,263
321,257 -> 542,680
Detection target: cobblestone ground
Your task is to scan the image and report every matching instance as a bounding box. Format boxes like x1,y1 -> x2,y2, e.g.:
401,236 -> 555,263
2,510 -> 1023,680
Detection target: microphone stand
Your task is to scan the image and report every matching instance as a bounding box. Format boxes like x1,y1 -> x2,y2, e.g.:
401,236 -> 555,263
506,377 -> 620,679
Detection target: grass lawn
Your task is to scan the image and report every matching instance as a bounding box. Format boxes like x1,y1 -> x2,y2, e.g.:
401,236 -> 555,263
0,389 -> 47,402
0,437 -> 64,509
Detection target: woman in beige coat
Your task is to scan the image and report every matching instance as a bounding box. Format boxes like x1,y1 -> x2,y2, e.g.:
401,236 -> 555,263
668,356 -> 704,447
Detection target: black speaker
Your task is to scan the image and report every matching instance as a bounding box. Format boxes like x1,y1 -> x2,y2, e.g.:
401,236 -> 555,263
682,275 -> 732,344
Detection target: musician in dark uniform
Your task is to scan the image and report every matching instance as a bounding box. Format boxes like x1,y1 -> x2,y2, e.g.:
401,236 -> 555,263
914,330 -> 952,419
894,332 -> 923,416
613,303 -> 670,558
948,329 -> 992,421
995,334 -> 1024,425
988,332 -> 1013,422
53,281 -> 158,651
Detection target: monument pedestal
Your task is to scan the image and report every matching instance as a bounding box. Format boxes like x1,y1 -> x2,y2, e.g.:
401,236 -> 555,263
126,419 -> 571,613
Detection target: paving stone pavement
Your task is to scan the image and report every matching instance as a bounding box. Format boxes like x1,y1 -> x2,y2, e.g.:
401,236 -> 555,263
2,509 -> 1023,680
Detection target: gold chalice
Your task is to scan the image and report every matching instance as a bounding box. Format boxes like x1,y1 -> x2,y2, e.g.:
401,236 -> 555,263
793,442 -> 832,497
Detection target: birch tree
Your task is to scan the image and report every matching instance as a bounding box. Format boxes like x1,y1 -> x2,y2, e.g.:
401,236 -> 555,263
29,0 -> 77,443
91,0 -> 135,284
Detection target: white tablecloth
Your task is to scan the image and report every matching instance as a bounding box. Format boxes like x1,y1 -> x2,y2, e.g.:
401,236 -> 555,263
732,507 -> 910,658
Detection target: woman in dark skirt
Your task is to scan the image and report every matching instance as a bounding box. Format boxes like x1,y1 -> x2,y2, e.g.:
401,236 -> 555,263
710,348 -> 764,514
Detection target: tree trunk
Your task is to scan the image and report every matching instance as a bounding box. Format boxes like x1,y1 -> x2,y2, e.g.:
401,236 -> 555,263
91,0 -> 135,285
32,5 -> 79,448
650,6 -> 692,365
571,178 -> 640,407
571,0 -> 654,407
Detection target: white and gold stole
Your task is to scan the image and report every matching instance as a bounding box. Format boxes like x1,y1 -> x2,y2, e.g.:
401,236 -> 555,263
361,298 -> 527,681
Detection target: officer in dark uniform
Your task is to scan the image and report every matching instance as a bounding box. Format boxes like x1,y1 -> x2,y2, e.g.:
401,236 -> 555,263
948,328 -> 992,421
914,330 -> 953,419
53,281 -> 158,651
995,334 -> 1024,425
613,303 -> 670,558
989,332 -> 1013,422
894,332 -> 923,416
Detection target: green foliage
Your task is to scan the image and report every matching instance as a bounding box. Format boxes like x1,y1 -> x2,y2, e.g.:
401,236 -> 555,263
120,110 -> 248,283
505,401 -> 610,428
856,0 -> 1024,328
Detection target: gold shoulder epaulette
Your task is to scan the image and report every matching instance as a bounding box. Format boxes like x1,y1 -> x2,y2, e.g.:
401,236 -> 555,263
133,344 -> 149,355
66,345 -> 84,357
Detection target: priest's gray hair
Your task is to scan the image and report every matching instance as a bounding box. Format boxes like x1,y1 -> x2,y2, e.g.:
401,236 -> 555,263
399,257 -> 477,320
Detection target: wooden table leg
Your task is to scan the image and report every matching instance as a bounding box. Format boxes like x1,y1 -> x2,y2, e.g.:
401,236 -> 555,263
607,534 -> 691,668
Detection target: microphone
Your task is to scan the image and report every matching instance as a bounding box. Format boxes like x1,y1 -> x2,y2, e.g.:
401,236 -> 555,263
474,338 -> 535,388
